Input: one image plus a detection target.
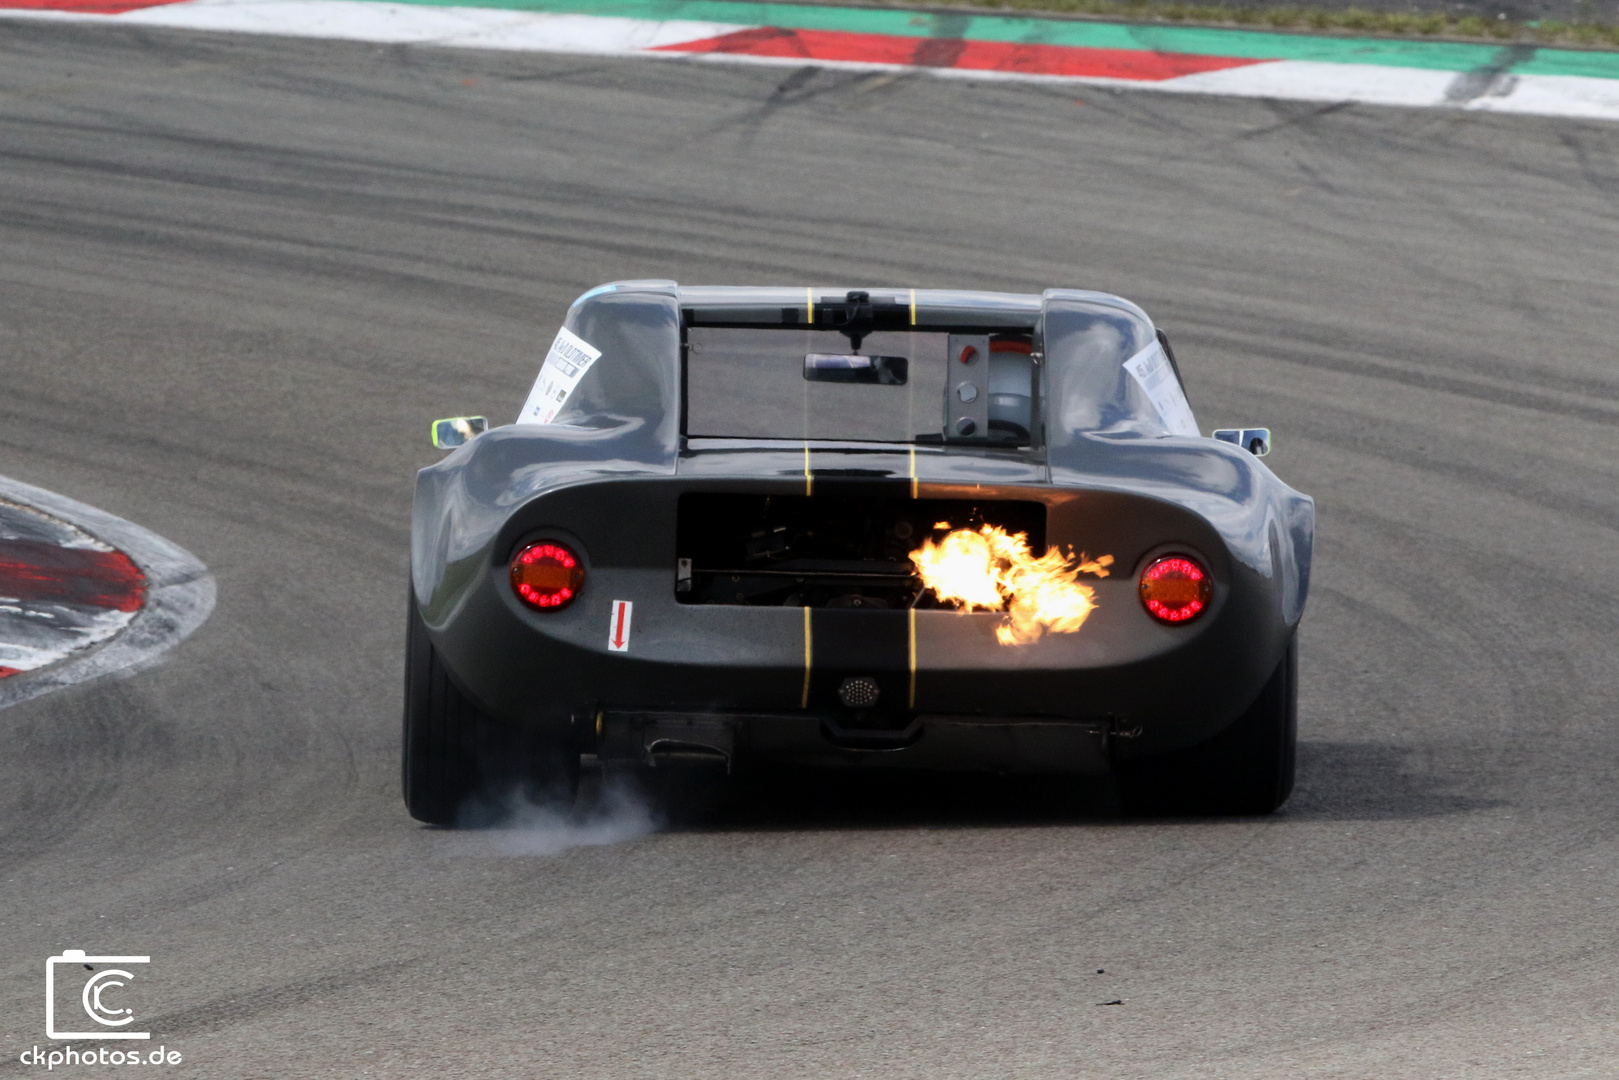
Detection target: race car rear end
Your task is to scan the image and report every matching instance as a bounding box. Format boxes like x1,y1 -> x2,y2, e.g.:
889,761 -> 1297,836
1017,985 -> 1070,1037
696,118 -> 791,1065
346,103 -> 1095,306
405,284 -> 1313,823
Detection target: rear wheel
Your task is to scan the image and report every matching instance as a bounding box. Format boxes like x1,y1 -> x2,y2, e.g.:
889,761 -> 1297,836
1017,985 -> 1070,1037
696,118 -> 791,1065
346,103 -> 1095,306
1117,638 -> 1297,816
403,592 -> 577,825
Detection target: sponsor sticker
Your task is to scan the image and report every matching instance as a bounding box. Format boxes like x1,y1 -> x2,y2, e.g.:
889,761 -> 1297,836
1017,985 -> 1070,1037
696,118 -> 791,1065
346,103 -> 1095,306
517,327 -> 603,425
1123,341 -> 1199,438
608,600 -> 632,652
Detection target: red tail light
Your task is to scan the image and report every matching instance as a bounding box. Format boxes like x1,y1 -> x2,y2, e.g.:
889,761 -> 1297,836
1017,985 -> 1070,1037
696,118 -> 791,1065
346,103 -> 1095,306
510,541 -> 584,611
1139,555 -> 1211,624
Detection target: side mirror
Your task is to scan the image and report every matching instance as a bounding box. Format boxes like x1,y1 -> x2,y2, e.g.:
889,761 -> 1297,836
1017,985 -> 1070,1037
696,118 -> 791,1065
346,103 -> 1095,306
1213,427 -> 1271,457
430,416 -> 487,449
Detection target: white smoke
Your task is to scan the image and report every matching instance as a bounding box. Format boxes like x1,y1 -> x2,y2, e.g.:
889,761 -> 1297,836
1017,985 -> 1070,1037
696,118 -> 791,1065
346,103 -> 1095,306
446,772 -> 662,856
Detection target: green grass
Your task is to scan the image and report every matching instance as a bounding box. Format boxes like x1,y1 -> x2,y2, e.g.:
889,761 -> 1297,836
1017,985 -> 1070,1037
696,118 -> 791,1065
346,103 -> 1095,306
907,0 -> 1619,49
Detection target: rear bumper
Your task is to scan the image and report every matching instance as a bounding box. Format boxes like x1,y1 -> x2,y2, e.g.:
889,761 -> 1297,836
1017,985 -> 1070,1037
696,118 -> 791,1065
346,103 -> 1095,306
423,555 -> 1287,759
597,710 -> 1110,775
417,474 -> 1299,761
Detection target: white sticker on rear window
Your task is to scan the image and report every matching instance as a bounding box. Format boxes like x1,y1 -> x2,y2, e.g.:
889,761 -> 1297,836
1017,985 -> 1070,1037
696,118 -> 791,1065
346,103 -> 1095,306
518,327 -> 603,425
1123,341 -> 1199,438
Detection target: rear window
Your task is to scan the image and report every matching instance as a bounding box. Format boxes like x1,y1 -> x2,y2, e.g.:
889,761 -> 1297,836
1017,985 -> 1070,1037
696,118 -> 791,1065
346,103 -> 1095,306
684,327 -> 1035,444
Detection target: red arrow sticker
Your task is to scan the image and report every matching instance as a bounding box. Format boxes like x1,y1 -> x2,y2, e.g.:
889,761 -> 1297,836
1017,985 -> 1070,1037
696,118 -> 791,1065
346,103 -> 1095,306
608,600 -> 633,652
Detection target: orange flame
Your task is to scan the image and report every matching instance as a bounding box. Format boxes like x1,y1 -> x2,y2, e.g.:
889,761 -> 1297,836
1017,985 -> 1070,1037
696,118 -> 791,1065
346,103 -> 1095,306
909,525 -> 1114,646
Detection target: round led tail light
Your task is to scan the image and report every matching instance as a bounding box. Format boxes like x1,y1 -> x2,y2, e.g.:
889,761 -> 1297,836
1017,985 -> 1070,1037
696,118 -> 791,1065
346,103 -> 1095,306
1139,555 -> 1212,624
510,541 -> 584,611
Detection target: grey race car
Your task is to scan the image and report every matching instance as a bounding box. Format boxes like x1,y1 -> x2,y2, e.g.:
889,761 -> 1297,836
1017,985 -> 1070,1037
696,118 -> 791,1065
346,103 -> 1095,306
405,283 -> 1314,823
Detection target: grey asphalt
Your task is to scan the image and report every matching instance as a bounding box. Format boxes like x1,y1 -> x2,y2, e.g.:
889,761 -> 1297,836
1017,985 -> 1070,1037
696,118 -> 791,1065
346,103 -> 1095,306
3,22 -> 1619,1077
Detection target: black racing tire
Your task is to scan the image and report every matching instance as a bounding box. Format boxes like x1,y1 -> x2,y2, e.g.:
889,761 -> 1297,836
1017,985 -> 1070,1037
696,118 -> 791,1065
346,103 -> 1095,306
1116,637 -> 1297,817
403,592 -> 475,824
403,591 -> 578,826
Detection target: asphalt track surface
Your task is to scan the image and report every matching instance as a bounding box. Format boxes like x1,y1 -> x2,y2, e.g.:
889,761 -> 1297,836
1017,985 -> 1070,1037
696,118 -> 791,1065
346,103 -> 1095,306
4,23 -> 1619,1077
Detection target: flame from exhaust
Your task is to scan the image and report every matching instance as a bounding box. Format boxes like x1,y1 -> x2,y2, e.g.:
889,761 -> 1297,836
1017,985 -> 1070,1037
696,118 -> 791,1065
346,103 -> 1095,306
909,526 -> 1114,646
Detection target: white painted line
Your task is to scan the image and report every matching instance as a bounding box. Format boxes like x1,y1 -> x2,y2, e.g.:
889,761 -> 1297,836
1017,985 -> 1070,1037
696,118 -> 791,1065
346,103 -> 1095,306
0,475 -> 215,711
0,604 -> 139,673
1162,62 -> 1619,120
1468,71 -> 1619,118
1163,59 -> 1458,108
116,0 -> 744,53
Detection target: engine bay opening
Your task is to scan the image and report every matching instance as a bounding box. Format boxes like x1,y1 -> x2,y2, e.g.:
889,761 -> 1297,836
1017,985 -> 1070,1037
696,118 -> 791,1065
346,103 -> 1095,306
675,492 -> 1046,608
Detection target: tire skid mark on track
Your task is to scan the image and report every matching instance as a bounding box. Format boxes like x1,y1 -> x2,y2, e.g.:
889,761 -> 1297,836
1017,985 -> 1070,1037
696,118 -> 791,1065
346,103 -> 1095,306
136,957 -> 419,1038
1189,326 -> 1619,425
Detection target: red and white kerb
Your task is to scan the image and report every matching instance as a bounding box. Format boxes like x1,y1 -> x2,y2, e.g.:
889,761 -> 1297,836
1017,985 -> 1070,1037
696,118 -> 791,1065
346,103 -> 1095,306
0,501 -> 147,678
